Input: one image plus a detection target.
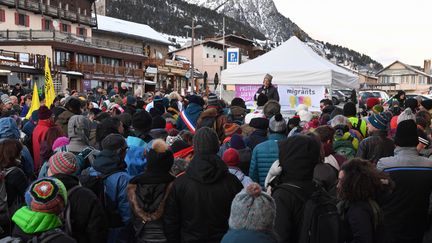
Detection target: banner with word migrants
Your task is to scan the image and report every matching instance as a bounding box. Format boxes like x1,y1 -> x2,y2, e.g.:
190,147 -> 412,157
278,85 -> 325,112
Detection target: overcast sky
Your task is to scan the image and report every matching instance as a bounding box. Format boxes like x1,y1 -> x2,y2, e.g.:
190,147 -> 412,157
273,0 -> 432,67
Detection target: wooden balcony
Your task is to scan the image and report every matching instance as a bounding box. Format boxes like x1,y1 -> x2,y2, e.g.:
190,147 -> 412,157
67,62 -> 144,79
144,58 -> 190,70
0,49 -> 45,69
0,0 -> 97,26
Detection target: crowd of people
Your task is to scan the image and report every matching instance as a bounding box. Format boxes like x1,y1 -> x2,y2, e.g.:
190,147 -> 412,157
0,77 -> 431,243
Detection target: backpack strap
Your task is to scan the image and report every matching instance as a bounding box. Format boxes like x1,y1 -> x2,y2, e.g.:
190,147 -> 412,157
275,183 -> 307,203
36,228 -> 66,243
368,199 -> 383,230
64,185 -> 82,235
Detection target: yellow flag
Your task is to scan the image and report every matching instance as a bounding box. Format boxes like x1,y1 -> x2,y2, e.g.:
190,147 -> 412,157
44,56 -> 55,108
25,82 -> 40,119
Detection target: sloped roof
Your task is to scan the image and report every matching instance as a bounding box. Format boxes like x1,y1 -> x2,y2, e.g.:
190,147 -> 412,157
376,60 -> 432,77
95,15 -> 171,46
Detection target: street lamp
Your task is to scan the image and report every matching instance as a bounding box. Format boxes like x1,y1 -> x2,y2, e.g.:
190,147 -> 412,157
184,20 -> 202,93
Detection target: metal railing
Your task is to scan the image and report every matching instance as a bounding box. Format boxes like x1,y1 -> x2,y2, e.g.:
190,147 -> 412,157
67,62 -> 144,79
0,30 -> 145,56
0,0 -> 97,26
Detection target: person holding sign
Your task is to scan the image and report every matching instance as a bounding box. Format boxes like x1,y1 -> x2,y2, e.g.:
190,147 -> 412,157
255,74 -> 279,102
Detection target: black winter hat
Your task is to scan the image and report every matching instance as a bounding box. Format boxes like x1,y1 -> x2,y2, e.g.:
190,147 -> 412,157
249,117 -> 269,130
65,97 -> 82,114
188,95 -> 205,107
231,97 -> 246,109
193,127 -> 220,155
421,99 -> 432,111
279,135 -> 321,181
394,120 -> 418,147
343,102 -> 356,117
257,93 -> 268,107
171,139 -> 190,154
146,140 -> 174,175
405,98 -> 418,112
151,116 -> 166,129
132,110 -> 152,133
102,134 -> 127,151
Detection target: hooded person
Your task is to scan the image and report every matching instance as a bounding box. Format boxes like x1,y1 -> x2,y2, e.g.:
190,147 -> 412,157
263,100 -> 281,119
271,135 -> 322,242
10,177 -> 76,242
176,95 -> 204,132
0,117 -> 34,177
164,127 -> 243,243
66,115 -> 93,154
249,114 -> 286,187
254,74 -> 279,101
356,113 -> 395,164
221,183 -> 277,243
405,98 -> 419,113
223,148 -> 253,188
377,120 -> 432,243
86,134 -> 132,243
343,102 -> 367,139
125,110 -> 153,177
56,97 -> 82,135
32,105 -> 55,171
127,140 -> 175,243
47,152 -> 108,243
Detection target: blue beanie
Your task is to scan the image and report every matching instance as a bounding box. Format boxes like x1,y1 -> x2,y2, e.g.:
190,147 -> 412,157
127,96 -> 137,106
368,113 -> 389,131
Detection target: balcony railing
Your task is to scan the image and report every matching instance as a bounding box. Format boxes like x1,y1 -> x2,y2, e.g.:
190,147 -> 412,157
67,62 -> 144,79
0,0 -> 97,26
0,49 -> 45,69
0,30 -> 145,56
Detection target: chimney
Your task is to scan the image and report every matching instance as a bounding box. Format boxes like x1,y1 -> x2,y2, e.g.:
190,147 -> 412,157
424,59 -> 431,75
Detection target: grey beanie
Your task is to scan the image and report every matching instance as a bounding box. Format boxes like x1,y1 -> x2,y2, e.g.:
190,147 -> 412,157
193,127 -> 220,155
263,100 -> 281,118
229,183 -> 276,232
269,114 -> 286,133
397,108 -> 416,124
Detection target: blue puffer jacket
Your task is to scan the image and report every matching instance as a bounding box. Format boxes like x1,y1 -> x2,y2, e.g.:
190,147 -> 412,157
249,133 -> 286,187
222,229 -> 277,243
89,150 -> 132,225
176,103 -> 203,131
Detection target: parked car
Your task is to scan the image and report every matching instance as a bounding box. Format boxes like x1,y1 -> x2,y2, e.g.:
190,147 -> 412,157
331,89 -> 353,105
384,94 -> 431,109
358,90 -> 390,107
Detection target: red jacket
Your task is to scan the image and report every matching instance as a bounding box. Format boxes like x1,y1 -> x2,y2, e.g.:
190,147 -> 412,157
32,119 -> 55,171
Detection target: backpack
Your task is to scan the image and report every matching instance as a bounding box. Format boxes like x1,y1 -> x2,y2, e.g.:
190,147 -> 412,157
333,139 -> 356,160
276,183 -> 340,243
0,167 -> 18,235
63,185 -> 82,236
78,170 -> 124,228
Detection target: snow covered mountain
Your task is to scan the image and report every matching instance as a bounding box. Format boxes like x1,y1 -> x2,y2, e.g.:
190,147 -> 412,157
183,0 -> 308,41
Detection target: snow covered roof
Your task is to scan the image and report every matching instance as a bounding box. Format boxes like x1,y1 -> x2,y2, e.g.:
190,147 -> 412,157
95,15 -> 171,46
376,60 -> 432,77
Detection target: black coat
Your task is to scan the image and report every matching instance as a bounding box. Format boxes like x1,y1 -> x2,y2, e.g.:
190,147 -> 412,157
340,201 -> 385,243
52,174 -> 108,243
255,85 -> 279,101
164,154 -> 243,243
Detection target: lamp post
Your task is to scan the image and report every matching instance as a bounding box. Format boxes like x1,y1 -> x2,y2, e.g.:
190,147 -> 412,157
184,20 -> 202,93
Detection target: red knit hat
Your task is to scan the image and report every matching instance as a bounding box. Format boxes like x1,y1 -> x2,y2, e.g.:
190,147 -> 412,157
222,148 -> 240,167
38,105 -> 53,120
366,97 -> 380,109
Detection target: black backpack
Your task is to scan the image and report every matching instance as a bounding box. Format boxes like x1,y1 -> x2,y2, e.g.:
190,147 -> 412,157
276,183 -> 341,243
78,170 -> 124,228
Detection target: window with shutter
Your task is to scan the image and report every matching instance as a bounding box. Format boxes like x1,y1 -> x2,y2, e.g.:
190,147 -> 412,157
25,15 -> 29,27
15,12 -> 28,26
15,12 -> 19,25
0,9 -> 5,22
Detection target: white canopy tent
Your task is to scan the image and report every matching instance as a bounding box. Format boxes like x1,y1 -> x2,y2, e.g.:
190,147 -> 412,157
221,36 -> 359,89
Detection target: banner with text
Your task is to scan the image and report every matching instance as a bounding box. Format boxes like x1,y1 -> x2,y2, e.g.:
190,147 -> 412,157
278,85 -> 325,112
235,85 -> 261,108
